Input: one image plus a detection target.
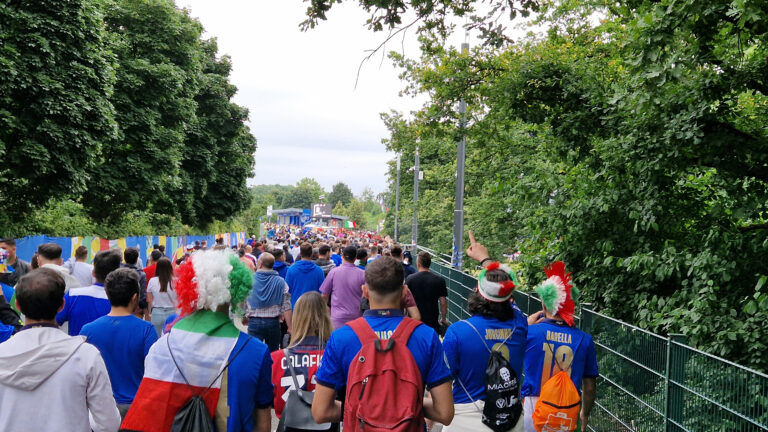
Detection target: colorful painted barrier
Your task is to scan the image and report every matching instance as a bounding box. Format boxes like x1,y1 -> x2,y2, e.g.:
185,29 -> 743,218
13,232 -> 248,264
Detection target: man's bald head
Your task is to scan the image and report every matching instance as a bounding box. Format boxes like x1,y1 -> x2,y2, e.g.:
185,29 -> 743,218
258,252 -> 275,270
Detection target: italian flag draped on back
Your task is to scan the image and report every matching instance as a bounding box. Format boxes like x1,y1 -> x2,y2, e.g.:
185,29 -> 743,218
120,310 -> 238,432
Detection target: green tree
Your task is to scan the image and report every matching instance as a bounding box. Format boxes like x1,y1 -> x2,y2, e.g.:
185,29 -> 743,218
183,39 -> 256,225
373,0 -> 768,371
327,182 -> 354,207
84,0 -> 203,221
0,0 -> 117,229
345,199 -> 367,229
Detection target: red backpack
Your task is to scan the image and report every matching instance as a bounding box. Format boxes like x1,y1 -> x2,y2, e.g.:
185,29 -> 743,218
344,317 -> 425,432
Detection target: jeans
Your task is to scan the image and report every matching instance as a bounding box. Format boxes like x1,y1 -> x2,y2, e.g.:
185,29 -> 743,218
151,307 -> 174,337
248,316 -> 281,352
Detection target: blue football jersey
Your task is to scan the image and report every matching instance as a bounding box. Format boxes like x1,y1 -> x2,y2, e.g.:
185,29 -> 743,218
521,319 -> 599,398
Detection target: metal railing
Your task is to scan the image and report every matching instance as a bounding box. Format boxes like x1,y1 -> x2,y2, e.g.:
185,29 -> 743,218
428,261 -> 768,431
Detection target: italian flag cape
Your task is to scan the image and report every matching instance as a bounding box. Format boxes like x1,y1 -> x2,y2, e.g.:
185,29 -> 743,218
120,310 -> 239,432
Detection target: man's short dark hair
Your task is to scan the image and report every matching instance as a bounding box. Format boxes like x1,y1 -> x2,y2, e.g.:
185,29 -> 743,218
343,245 -> 357,261
37,243 -> 63,261
272,248 -> 284,260
104,268 -> 140,307
369,245 -> 379,255
318,244 -> 331,256
390,246 -> 403,258
75,246 -> 89,260
93,250 -> 121,282
150,250 -> 163,262
123,247 -> 139,265
0,238 -> 16,247
365,256 -> 404,295
158,245 -> 166,253
15,268 -> 66,320
356,248 -> 368,261
417,251 -> 432,269
300,243 -> 313,258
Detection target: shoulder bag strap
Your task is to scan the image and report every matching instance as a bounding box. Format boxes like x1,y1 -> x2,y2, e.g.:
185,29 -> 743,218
283,348 -> 303,392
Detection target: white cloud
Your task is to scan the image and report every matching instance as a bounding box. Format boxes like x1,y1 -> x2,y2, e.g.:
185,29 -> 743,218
177,0 -> 428,195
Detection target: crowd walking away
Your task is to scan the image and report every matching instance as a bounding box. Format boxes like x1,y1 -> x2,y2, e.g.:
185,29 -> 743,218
0,228 -> 598,432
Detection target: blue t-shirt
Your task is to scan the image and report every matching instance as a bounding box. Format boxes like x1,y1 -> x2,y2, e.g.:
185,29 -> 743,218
0,323 -> 13,343
1,283 -> 14,304
225,332 -> 274,432
521,319 -> 599,397
80,315 -> 158,404
443,311 -> 528,403
315,309 -> 452,392
330,254 -> 342,267
56,284 -> 111,336
285,260 -> 325,309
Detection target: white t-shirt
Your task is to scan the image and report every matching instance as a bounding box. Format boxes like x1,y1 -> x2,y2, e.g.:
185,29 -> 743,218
147,276 -> 177,308
70,261 -> 94,289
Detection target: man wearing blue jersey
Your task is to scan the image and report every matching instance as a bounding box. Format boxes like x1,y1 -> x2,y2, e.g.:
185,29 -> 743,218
311,256 -> 455,427
465,232 -> 598,432
521,261 -> 597,432
56,249 -> 121,335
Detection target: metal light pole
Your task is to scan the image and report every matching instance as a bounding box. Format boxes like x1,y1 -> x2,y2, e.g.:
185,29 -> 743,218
452,42 -> 469,269
412,148 -> 420,247
394,155 -> 401,241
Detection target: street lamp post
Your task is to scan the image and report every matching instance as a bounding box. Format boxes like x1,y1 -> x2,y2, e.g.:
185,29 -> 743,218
452,42 -> 469,269
394,155 -> 400,242
412,148 -> 420,247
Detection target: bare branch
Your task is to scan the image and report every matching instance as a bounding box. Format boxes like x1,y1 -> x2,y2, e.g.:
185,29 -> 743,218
354,16 -> 423,89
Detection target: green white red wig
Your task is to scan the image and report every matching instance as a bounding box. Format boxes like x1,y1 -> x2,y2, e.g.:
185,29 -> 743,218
175,249 -> 253,316
535,261 -> 579,326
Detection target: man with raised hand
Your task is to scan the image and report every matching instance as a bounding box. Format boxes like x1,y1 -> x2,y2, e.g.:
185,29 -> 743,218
465,231 -> 598,432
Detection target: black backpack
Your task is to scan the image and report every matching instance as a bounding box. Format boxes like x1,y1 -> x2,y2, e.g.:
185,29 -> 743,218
167,334 -> 250,432
450,320 -> 522,432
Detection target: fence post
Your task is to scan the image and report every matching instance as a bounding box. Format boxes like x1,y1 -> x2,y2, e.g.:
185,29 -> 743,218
664,333 -> 687,432
579,303 -> 593,332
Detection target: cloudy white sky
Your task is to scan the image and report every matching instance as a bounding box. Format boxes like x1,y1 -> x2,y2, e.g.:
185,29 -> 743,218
177,0 -> 436,196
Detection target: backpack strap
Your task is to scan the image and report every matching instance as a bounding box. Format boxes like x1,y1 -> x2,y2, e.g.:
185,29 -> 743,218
347,317 -> 378,346
546,332 -> 583,373
443,353 -> 483,414
167,331 -> 252,398
391,316 -> 421,345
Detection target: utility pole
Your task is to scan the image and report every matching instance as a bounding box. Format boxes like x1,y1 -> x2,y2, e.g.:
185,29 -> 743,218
412,148 -> 420,247
394,155 -> 401,241
452,42 -> 469,269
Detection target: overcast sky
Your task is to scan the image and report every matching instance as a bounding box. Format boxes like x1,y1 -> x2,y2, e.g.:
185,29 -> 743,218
177,0 -> 435,196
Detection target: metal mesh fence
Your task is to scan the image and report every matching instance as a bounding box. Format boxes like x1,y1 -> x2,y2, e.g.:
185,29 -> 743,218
429,261 -> 768,432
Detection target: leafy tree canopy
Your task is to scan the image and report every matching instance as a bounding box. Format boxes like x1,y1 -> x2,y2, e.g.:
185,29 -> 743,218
328,182 -> 354,207
374,0 -> 768,371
